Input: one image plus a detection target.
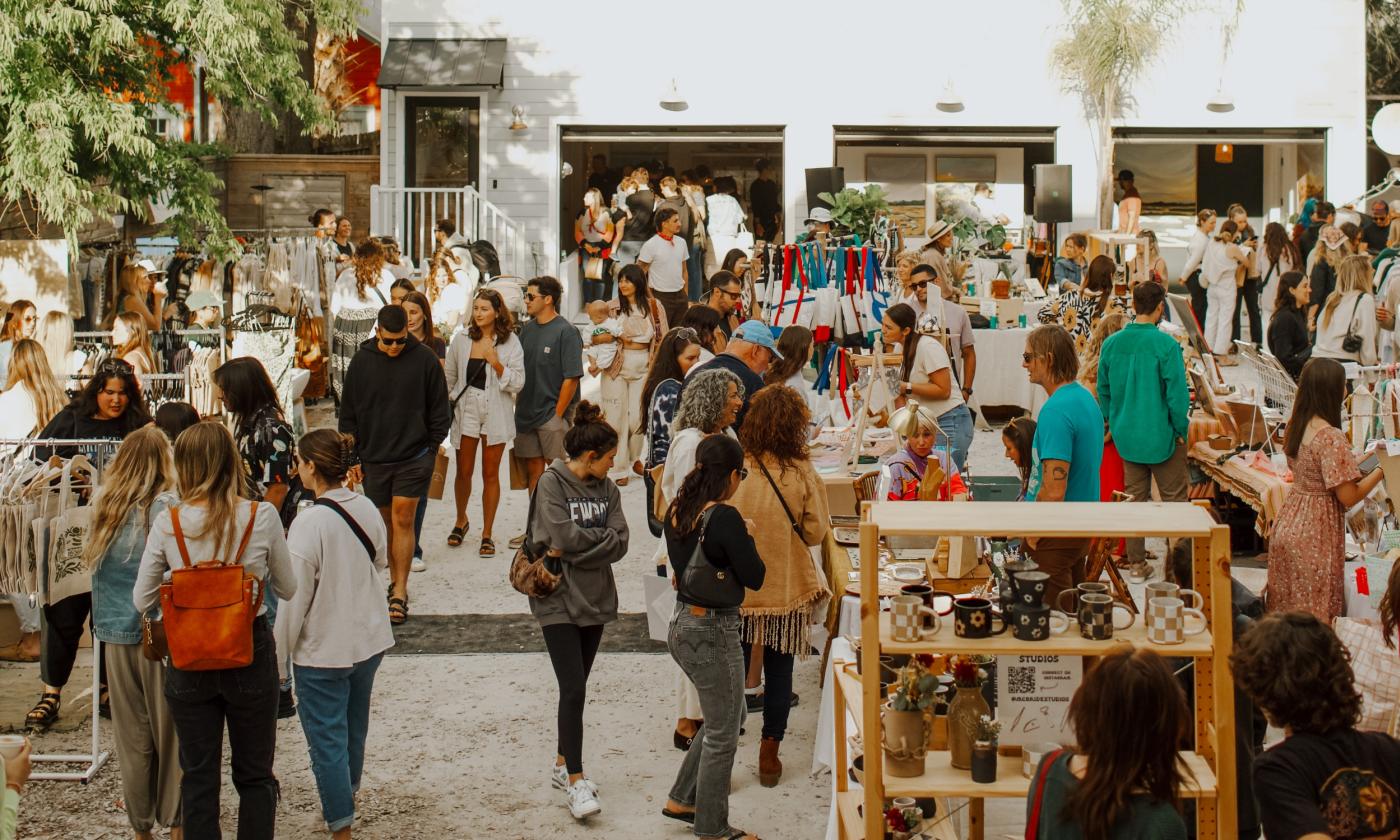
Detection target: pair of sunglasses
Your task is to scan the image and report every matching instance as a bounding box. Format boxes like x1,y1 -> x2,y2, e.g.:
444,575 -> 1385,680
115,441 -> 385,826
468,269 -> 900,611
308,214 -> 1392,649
379,336 -> 409,346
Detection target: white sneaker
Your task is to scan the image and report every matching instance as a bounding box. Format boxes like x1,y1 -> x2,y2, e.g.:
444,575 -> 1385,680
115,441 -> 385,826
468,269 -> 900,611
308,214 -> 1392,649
567,779 -> 601,819
411,555 -> 427,572
551,763 -> 598,793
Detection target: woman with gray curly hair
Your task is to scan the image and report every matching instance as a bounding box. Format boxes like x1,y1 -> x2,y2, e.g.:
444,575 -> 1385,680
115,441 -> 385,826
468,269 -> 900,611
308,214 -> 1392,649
656,367 -> 745,752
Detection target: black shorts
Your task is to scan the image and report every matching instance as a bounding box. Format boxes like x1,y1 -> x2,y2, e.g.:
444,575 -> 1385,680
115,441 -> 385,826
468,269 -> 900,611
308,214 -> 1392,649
361,449 -> 435,507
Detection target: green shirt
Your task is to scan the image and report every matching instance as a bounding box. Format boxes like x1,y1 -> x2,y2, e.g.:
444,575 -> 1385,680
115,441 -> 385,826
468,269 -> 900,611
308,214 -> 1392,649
1028,753 -> 1187,840
1097,321 -> 1189,465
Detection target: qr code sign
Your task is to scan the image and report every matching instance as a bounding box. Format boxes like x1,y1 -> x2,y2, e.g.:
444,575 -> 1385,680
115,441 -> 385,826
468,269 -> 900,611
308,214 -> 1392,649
1008,666 -> 1037,695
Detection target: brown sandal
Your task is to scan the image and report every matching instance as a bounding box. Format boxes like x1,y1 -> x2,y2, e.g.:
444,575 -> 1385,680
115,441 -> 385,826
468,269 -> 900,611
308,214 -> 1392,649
388,597 -> 409,625
26,691 -> 60,729
479,536 -> 495,557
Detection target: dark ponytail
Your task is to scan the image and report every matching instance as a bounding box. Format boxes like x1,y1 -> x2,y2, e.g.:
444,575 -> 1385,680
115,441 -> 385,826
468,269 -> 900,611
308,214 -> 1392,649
563,401 -> 619,460
667,434 -> 744,538
298,428 -> 355,482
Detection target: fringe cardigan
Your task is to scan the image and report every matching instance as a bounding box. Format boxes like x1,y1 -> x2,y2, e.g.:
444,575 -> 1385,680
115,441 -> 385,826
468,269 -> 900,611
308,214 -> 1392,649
729,453 -> 831,655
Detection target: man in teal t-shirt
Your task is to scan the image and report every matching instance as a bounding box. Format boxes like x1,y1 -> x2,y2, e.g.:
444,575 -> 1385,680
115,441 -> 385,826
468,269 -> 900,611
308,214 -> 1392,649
1022,324 -> 1104,602
1098,281 -> 1190,583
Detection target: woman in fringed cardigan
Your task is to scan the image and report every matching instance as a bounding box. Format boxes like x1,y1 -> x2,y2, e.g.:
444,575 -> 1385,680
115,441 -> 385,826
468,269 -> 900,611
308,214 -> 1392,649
730,384 -> 831,788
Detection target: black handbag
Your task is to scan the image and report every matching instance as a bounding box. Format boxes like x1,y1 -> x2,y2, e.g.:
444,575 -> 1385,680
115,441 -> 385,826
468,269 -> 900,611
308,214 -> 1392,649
1341,294 -> 1365,354
678,508 -> 744,608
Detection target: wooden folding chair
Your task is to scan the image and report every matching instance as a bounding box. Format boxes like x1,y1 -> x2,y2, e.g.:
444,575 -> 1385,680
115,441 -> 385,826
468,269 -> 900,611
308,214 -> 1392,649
852,470 -> 881,516
1082,490 -> 1138,615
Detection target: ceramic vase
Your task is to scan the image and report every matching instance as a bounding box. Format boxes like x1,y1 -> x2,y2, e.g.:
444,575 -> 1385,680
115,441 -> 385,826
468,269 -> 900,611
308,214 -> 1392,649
882,701 -> 928,777
947,684 -> 989,770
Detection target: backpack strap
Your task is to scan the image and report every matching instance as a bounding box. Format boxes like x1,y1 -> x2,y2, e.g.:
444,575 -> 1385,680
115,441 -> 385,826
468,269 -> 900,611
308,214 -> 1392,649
170,506 -> 193,569
230,501 -> 259,566
314,497 -> 376,562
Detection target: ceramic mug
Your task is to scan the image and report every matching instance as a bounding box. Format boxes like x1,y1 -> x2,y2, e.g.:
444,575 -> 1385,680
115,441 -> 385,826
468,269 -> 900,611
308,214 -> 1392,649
1076,593 -> 1136,640
999,558 -> 1039,610
1010,570 -> 1051,609
1146,596 -> 1207,645
1055,581 -> 1110,613
1022,741 -> 1061,779
1010,603 -> 1070,641
900,584 -> 935,612
953,597 -> 1007,638
1145,581 -> 1204,611
891,594 -> 941,642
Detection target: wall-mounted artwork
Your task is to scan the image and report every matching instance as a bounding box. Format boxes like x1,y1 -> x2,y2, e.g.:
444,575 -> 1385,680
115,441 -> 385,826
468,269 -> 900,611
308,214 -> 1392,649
865,154 -> 927,236
935,155 -> 996,183
1113,144 -> 1196,216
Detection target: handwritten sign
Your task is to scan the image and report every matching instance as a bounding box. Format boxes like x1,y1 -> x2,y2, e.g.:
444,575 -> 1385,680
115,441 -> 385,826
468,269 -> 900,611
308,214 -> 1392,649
994,655 -> 1081,746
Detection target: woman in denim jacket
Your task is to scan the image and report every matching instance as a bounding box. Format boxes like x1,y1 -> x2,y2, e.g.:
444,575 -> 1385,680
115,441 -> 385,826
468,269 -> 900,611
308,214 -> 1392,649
87,426 -> 184,840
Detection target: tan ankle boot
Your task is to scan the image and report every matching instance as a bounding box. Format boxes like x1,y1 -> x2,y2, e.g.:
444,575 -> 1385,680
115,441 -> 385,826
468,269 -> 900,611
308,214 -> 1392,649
759,737 -> 782,787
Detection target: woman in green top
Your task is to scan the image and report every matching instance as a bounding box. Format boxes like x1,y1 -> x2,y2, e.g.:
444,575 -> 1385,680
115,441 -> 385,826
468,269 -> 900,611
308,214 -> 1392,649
1026,648 -> 1191,839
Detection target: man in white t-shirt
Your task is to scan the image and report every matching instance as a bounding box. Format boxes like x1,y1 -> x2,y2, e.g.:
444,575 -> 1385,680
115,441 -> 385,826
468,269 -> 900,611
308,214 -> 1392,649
637,207 -> 690,327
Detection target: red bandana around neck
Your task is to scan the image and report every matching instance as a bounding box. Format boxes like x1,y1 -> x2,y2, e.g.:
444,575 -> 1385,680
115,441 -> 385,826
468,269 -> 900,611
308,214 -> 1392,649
659,232 -> 674,243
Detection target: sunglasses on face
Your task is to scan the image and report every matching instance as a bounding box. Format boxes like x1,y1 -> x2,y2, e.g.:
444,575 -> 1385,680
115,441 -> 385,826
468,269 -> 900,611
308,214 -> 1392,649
379,336 -> 408,346
523,293 -> 539,302
1022,352 -> 1040,363
909,280 -> 931,290
738,468 -> 749,481
716,287 -> 742,299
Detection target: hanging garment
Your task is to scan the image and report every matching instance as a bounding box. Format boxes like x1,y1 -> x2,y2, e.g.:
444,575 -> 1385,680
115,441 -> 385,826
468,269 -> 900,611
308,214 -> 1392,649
234,327 -> 297,421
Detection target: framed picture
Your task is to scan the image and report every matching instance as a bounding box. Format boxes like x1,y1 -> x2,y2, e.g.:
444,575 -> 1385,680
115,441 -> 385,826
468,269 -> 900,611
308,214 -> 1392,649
865,154 -> 927,185
935,155 -> 996,183
864,155 -> 928,237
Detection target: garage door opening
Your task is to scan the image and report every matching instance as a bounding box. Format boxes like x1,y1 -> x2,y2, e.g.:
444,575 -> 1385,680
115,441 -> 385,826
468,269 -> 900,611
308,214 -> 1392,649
558,126 -> 784,265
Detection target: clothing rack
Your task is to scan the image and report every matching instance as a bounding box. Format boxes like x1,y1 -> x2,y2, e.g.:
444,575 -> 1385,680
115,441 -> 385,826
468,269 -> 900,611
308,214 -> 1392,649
2,438 -> 122,783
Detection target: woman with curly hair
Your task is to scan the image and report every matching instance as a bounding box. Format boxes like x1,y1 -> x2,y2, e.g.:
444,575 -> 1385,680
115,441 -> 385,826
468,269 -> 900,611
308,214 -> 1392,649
1231,612 -> 1400,840
330,238 -> 394,319
1026,648 -> 1192,839
729,384 -> 831,787
658,367 -> 744,752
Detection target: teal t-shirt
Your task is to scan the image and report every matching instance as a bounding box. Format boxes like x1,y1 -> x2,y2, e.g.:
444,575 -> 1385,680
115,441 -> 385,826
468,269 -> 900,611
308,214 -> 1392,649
1026,382 -> 1104,503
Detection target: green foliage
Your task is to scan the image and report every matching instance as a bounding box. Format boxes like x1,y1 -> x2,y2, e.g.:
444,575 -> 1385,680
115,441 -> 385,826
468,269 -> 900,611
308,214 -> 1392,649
1369,0 -> 1400,96
0,0 -> 361,256
890,663 -> 941,712
817,184 -> 890,242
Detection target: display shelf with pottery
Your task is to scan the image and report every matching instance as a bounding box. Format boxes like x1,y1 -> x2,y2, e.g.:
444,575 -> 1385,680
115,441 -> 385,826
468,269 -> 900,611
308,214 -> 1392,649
832,500 -> 1238,840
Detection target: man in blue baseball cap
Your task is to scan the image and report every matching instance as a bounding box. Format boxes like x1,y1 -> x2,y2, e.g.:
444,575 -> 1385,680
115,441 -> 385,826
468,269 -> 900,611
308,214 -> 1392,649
680,319 -> 782,430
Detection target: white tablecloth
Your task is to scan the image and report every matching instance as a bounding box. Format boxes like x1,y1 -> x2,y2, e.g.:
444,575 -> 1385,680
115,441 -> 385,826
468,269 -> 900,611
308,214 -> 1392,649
819,637 -> 858,840
968,327 -> 1046,417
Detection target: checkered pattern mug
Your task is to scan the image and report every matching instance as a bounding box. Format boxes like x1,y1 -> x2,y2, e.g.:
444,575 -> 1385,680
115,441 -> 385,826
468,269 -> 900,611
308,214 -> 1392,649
1076,593 -> 1135,640
891,594 -> 940,642
1146,596 -> 1207,645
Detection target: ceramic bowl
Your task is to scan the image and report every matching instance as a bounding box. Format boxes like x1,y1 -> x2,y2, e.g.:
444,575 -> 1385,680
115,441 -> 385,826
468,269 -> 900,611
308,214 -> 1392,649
890,563 -> 925,583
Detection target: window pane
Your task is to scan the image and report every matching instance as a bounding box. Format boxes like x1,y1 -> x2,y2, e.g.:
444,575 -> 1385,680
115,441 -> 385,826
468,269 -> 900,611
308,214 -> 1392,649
412,104 -> 477,188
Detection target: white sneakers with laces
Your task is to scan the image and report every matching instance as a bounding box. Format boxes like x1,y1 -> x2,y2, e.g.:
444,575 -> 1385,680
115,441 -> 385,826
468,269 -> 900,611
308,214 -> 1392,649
551,763 -> 600,819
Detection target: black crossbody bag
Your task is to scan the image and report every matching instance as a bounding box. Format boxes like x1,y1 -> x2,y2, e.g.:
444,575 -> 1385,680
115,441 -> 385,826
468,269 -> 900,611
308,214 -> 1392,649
679,508 -> 745,608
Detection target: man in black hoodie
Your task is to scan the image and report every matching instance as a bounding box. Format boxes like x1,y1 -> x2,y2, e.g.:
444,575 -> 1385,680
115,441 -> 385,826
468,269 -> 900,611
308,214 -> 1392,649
340,305 -> 451,624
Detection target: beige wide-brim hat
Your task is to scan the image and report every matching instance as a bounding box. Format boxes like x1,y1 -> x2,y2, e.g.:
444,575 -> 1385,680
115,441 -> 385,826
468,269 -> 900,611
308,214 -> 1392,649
925,220 -> 954,241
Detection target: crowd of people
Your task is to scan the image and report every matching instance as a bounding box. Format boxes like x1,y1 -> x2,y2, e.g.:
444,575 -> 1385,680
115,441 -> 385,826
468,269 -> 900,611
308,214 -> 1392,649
2,184 -> 1400,840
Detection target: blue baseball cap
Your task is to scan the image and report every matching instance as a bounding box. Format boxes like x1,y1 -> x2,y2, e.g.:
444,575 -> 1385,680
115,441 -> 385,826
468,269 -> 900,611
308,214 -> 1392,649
731,319 -> 783,360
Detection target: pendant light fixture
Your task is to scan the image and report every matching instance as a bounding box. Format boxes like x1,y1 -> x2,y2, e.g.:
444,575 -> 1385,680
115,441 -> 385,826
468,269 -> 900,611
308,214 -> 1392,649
1214,143 -> 1234,164
659,78 -> 689,112
936,79 -> 964,113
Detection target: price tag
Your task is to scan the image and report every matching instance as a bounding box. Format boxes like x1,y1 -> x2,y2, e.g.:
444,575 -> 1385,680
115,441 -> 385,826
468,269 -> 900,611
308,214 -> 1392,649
994,655 -> 1082,746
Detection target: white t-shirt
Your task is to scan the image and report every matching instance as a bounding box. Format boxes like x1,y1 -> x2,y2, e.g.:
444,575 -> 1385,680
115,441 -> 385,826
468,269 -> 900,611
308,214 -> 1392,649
331,267 -> 395,318
585,317 -> 621,370
907,335 -> 964,418
435,282 -> 469,333
638,234 -> 688,294
0,385 -> 39,441
706,194 -> 746,237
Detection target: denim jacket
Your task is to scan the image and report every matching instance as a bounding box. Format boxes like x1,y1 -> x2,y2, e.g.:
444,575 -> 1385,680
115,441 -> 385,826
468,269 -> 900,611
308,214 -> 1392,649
92,493 -> 175,645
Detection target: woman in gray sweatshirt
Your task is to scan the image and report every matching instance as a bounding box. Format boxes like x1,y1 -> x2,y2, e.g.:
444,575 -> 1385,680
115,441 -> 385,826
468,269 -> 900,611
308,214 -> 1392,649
526,402 -> 629,822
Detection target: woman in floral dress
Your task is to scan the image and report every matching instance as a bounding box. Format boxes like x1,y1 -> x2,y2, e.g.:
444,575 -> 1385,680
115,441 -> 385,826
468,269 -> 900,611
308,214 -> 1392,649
1267,359 -> 1383,622
1037,255 -> 1129,354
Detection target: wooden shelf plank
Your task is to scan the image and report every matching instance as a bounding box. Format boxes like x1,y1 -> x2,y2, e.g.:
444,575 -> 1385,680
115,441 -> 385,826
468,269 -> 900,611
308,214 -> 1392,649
836,791 -> 960,840
877,613 -> 1215,657
878,750 -> 1216,799
867,501 -> 1217,538
836,666 -> 867,739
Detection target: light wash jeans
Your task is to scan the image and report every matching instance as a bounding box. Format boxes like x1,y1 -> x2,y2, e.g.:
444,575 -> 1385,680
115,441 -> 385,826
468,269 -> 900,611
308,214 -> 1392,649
937,403 -> 975,475
294,653 -> 384,832
668,604 -> 746,838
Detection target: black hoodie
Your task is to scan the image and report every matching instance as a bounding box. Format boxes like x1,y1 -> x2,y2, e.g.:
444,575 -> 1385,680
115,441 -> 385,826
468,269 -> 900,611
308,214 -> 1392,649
339,337 -> 451,464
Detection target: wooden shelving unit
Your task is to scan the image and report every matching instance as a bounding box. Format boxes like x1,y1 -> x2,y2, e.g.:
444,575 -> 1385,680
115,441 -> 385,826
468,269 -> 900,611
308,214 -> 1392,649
833,501 -> 1236,839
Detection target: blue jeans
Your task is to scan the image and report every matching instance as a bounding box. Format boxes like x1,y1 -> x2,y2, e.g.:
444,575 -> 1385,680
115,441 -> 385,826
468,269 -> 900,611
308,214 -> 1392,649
412,495 -> 426,560
668,605 -> 745,838
937,403 -> 975,475
294,653 -> 384,832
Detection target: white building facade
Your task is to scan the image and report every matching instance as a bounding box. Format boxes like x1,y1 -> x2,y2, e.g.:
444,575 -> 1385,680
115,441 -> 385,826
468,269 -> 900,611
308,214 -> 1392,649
373,0 -> 1367,296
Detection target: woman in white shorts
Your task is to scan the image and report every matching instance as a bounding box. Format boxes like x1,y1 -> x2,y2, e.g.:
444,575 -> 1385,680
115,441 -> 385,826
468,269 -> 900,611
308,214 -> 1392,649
444,288 -> 525,556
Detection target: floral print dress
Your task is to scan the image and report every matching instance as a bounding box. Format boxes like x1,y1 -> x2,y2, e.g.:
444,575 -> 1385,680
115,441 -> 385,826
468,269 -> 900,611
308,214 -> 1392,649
1266,425 -> 1360,623
1037,290 -> 1129,353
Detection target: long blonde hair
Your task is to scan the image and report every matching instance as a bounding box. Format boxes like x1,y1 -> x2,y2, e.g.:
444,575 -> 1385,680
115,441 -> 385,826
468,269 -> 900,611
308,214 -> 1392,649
84,427 -> 175,568
1322,255 -> 1375,329
6,339 -> 66,432
113,311 -> 155,373
1079,311 -> 1129,390
173,421 -> 245,561
37,311 -> 77,379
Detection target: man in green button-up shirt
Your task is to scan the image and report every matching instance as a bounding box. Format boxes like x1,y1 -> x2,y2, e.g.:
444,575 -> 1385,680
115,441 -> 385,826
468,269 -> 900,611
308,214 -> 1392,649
1097,281 -> 1191,582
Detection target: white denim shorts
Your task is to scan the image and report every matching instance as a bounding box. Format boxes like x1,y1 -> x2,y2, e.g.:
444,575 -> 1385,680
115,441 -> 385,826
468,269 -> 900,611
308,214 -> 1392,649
454,386 -> 491,441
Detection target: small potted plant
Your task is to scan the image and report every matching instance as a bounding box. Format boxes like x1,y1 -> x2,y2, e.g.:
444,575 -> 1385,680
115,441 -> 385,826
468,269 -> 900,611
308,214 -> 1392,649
884,804 -> 924,840
946,656 -> 990,769
883,662 -> 939,777
971,715 -> 1001,783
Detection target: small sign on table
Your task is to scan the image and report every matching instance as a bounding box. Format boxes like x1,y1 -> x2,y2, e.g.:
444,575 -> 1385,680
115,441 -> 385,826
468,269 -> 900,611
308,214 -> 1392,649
994,654 -> 1082,746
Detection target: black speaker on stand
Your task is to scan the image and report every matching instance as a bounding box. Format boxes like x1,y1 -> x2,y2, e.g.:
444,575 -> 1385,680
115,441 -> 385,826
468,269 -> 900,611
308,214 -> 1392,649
805,167 -> 846,212
1032,164 -> 1072,223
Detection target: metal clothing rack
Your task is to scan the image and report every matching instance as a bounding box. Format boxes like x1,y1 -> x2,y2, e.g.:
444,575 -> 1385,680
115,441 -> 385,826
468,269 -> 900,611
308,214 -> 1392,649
1,437 -> 122,783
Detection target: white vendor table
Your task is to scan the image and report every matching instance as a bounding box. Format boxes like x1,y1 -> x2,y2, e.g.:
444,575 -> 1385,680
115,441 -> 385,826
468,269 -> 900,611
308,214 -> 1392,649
967,327 -> 1045,417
